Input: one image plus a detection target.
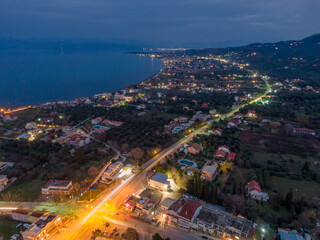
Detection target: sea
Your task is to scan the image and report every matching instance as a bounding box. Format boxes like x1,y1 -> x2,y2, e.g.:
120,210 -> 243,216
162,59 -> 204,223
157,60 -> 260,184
0,50 -> 162,106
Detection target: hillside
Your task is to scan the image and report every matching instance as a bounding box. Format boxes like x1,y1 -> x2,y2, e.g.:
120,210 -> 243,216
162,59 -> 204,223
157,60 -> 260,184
185,34 -> 320,86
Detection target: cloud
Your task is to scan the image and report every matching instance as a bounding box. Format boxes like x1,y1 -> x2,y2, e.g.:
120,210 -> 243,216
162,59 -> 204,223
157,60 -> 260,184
0,0 -> 319,46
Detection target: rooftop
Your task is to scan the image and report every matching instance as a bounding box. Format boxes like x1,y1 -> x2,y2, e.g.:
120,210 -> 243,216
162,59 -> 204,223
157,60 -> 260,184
179,200 -> 203,221
150,172 -> 169,184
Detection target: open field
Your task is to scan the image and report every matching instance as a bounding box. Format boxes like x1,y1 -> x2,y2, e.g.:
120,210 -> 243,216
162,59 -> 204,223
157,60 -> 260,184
270,176 -> 320,201
14,108 -> 41,122
240,131 -> 320,156
0,178 -> 43,202
0,216 -> 25,240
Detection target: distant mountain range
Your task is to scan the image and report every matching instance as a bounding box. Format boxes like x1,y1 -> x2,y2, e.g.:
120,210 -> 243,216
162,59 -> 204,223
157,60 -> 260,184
184,34 -> 320,86
0,39 -> 154,52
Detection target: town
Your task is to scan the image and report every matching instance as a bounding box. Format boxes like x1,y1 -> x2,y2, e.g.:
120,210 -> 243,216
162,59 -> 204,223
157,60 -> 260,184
1,33 -> 320,240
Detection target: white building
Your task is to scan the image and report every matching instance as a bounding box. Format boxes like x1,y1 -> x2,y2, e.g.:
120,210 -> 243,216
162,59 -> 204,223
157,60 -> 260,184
148,172 -> 170,191
0,175 -> 8,191
101,162 -> 123,181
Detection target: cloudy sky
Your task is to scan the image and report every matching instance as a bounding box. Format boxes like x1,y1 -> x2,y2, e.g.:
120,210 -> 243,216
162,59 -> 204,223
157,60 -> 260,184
1,0 -> 320,47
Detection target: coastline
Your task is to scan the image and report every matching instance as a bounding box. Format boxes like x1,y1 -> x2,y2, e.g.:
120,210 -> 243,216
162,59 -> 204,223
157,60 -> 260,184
0,52 -> 163,109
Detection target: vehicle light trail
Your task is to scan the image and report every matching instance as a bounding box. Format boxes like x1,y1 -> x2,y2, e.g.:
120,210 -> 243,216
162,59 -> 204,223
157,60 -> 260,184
82,174 -> 136,223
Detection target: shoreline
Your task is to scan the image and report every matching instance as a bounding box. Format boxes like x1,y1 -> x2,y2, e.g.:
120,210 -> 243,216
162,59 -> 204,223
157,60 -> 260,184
0,53 -> 164,110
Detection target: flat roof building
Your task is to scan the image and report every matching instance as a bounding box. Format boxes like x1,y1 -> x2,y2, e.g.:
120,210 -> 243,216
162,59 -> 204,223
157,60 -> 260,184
148,172 -> 170,191
22,214 -> 62,240
41,180 -> 73,195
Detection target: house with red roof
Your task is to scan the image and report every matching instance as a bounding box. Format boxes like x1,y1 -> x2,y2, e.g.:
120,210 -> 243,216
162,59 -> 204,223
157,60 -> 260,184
246,181 -> 269,202
91,117 -> 103,125
187,143 -> 202,155
178,200 -> 203,229
94,128 -> 109,134
101,119 -> 123,127
234,113 -> 244,119
247,110 -> 256,117
213,145 -> 230,160
0,113 -> 17,122
228,152 -> 236,161
292,128 -> 316,136
227,118 -> 240,128
65,134 -> 90,147
201,103 -> 208,108
213,128 -> 223,136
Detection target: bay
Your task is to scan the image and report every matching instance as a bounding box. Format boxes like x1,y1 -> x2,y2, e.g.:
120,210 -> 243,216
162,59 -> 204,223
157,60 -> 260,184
0,50 -> 162,106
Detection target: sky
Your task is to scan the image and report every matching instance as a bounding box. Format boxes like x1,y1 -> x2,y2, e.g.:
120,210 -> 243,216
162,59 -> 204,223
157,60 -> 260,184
1,0 -> 320,47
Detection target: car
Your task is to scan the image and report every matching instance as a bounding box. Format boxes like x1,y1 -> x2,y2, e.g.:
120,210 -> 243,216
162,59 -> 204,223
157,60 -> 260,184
201,236 -> 208,240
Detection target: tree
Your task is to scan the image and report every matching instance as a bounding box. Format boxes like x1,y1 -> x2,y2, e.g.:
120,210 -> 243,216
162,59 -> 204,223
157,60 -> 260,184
87,167 -> 99,177
302,161 -> 310,172
285,188 -> 293,210
74,148 -> 85,163
152,233 -> 164,240
123,228 -> 139,240
130,148 -> 145,166
61,146 -> 70,160
91,229 -> 103,239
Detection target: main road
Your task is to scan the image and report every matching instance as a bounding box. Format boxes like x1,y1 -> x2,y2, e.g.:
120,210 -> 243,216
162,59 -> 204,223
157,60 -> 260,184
53,126 -> 208,240
54,77 -> 271,240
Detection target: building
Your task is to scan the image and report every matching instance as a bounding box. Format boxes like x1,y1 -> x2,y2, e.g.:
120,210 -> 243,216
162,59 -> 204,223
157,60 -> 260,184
228,152 -> 236,161
101,162 -> 123,181
174,117 -> 188,123
187,143 -> 202,154
192,113 -> 210,122
292,128 -> 316,136
227,118 -> 240,127
213,145 -> 230,160
91,117 -> 103,125
0,175 -> 8,191
278,229 -> 310,240
201,164 -> 218,181
178,200 -> 203,230
65,134 -> 90,147
192,203 -> 254,239
148,172 -> 170,191
234,113 -> 244,119
134,188 -> 163,214
101,119 -> 123,126
246,180 -> 269,202
160,198 -> 176,212
21,214 -> 62,240
25,122 -> 38,130
247,110 -> 256,117
41,180 -> 73,195
213,128 -> 223,136
12,210 -> 43,223
0,162 -> 14,171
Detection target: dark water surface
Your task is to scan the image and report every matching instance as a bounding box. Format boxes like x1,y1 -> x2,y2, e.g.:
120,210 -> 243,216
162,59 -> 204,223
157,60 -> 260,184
0,51 -> 162,106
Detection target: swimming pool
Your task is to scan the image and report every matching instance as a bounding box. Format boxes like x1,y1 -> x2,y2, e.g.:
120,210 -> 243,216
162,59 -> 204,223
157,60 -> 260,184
178,159 -> 198,167
94,125 -> 110,130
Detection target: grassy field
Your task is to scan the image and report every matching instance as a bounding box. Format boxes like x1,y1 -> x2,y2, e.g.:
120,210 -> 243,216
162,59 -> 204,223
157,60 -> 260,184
14,108 -> 40,122
0,178 -> 43,202
282,154 -> 320,174
270,176 -> 320,200
78,182 -> 112,202
263,204 -> 289,218
252,151 -> 277,166
0,216 -> 25,240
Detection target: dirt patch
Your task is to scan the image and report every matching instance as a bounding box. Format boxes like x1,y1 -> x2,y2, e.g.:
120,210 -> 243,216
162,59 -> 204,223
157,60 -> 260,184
240,131 -> 320,156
